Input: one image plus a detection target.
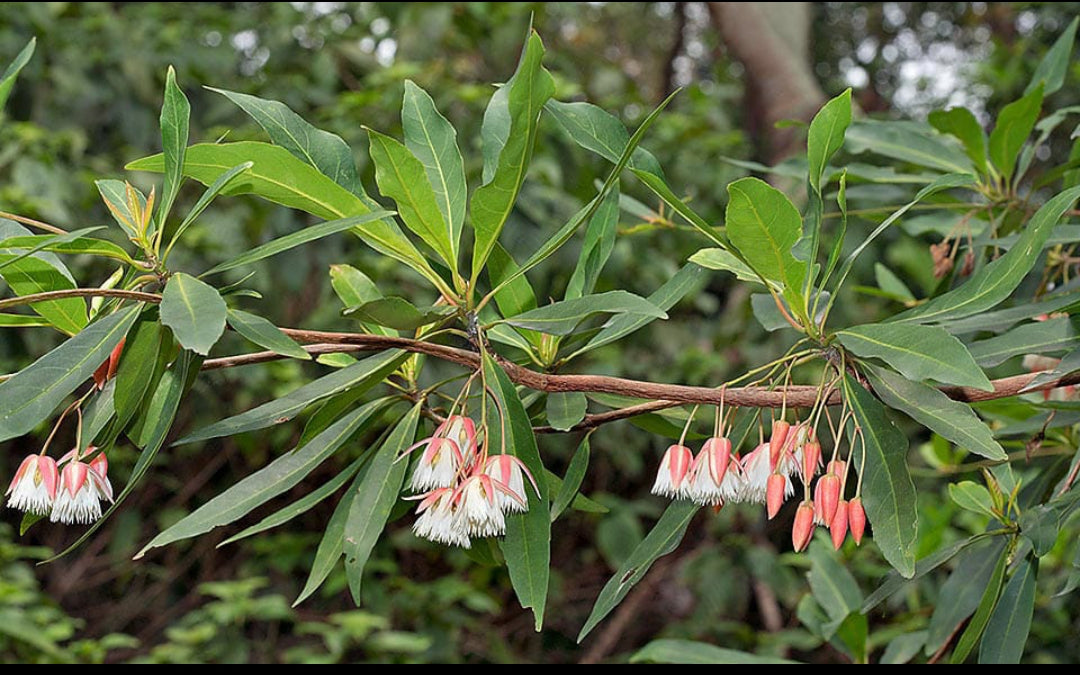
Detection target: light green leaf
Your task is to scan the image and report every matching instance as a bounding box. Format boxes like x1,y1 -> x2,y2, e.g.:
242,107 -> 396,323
484,354 -> 551,630
158,66 -> 190,226
0,231 -> 133,265
894,185 -> 1080,325
113,314 -> 164,431
632,169 -> 728,249
175,349 -> 405,444
470,31 -> 555,282
202,211 -> 394,277
846,120 -> 974,174
865,365 -> 1006,460
207,86 -> 363,195
843,373 -> 918,578
968,316 -> 1079,367
137,397 -> 391,557
551,434 -> 591,521
165,162 -> 253,257
950,544 -> 1009,663
329,264 -> 392,337
160,272 -> 226,355
343,297 -> 455,331
1027,17 -> 1079,96
0,306 -> 137,443
578,500 -> 699,641
688,247 -> 771,287
837,323 -> 992,390
545,99 -> 663,177
808,88 -> 852,191
949,481 -> 998,518
0,220 -> 87,335
0,313 -> 49,327
978,556 -> 1037,664
874,263 -> 915,303
989,85 -> 1044,183
95,179 -> 146,237
929,107 -> 989,175
546,392 -> 587,432
502,290 -> 666,336
0,37 -> 34,111
227,308 -> 311,360
367,128 -> 456,270
344,403 -> 420,603
882,632 -> 928,664
631,639 -> 796,665
565,187 -> 619,300
402,80 -> 466,248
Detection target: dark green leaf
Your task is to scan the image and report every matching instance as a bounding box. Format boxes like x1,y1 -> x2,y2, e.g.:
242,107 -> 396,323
113,315 -> 164,431
632,169 -> 728,249
630,639 -> 796,665
0,313 -> 49,327
344,403 -> 420,603
926,538 -> 1007,656
158,66 -> 190,226
295,468 -> 363,606
0,37 -> 34,111
929,107 -> 988,175
808,537 -> 863,629
546,392 -> 587,432
502,290 -> 666,336
843,373 -> 918,577
578,500 -> 699,641
227,308 -> 311,360
176,349 -> 405,444
838,323 -> 992,390
565,187 -> 619,300
551,433 -> 591,521
0,306 -> 137,443
978,556 -> 1036,663
989,85 -> 1044,183
1027,17 -> 1079,95
968,316 -> 1079,367
950,543 -> 1008,663
846,120 -> 974,174
329,263 -> 392,337
0,220 -> 87,335
160,272 -> 226,356
343,297 -> 454,331
545,99 -> 663,177
882,631 -> 928,664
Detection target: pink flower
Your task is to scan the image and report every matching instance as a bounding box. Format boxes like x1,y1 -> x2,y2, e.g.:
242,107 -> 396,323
651,444 -> 693,498
686,437 -> 732,506
5,454 -> 59,516
412,488 -> 471,549
482,454 -> 537,513
453,474 -> 507,538
403,415 -> 477,492
50,447 -> 113,524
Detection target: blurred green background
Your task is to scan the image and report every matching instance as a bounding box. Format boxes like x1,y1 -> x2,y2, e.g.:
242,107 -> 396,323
2,1 -> 1079,664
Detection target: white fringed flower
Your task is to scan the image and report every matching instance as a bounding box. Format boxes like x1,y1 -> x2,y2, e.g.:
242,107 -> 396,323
651,444 -> 693,499
403,416 -> 476,492
686,437 -> 732,506
454,475 -> 506,538
50,456 -> 113,525
412,488 -> 471,549
5,454 -> 59,516
482,454 -> 535,513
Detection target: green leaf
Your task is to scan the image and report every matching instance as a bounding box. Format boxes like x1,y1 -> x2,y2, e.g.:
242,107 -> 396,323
402,80 -> 466,250
929,107 -> 989,175
864,365 -> 1006,461
486,244 -> 541,348
1027,17 -> 1079,95
158,66 -> 191,226
894,185 -> 1080,325
630,639 -> 796,665
551,433 -> 592,521
808,88 -> 852,192
227,308 -> 311,360
546,392 -> 587,432
329,263 -> 392,337
343,297 -> 454,331
949,482 -> 998,519
470,30 -> 555,282
725,177 -> 807,311
925,538 -> 1008,656
545,99 -> 663,177
837,323 -> 992,390
565,187 -> 619,300
343,403 -> 420,603
176,349 -> 405,444
968,316 -> 1079,367
0,231 -> 133,265
127,142 -> 434,279
978,556 -> 1037,664
808,537 -> 863,629
160,272 -> 226,356
831,612 -> 869,664
0,313 -> 49,327
219,455 -> 365,547
989,85 -> 1044,183
632,170 -> 728,249
502,290 -> 666,336
113,315 -> 164,431
882,631 -> 928,664
207,87 -> 363,196
366,128 -> 457,270
689,247 -> 772,287
571,264 -> 705,358
950,544 -> 1009,663
0,306 -> 137,443
202,211 -> 395,277
484,354 -> 550,630
0,37 -> 34,111
0,220 -> 87,335
578,500 -> 699,641
295,467 -> 364,605
95,179 -> 146,237
137,398 -> 391,557
543,468 -> 608,515
843,373 -> 918,578
165,162 -> 253,256
846,120 -> 975,174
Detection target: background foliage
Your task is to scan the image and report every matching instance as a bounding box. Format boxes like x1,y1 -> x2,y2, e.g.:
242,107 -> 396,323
2,1 -> 1080,664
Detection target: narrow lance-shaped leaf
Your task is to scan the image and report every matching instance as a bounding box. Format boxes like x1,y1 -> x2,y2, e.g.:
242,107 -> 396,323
989,84 -> 1043,184
544,98 -> 664,177
136,397 -> 392,558
808,538 -> 863,633
565,187 -> 619,301
501,290 -> 666,336
968,316 -> 1079,367
551,433 -> 592,522
689,248 -> 771,287
949,544 -> 1009,663
807,88 -> 852,192
0,219 -> 87,335
865,365 -> 1006,461
160,273 -> 226,356
630,639 -> 797,665
158,66 -> 191,228
470,31 -> 555,282
0,230 -> 133,266
295,465 -> 365,606
843,373 -> 918,578
0,37 -> 34,111
484,353 -> 551,630
402,80 -> 467,250
0,306 -> 138,443
929,107 -> 989,175
1026,16 -> 1079,96
164,162 -> 253,258
836,323 -> 992,390
980,557 -> 1038,663
925,537 -> 1008,656
175,349 -> 406,444
226,309 -> 311,360
846,120 -> 975,174
578,500 -> 699,641
343,297 -> 455,331
343,403 -> 421,603
113,314 -> 164,431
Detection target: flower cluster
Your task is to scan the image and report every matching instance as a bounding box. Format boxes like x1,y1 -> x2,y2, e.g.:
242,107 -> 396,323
405,415 -> 537,549
5,446 -> 113,524
652,409 -> 866,552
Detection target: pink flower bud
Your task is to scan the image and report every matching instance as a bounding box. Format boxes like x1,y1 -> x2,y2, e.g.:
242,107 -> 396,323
830,499 -> 849,550
815,473 -> 841,525
792,501 -> 815,552
802,441 -> 821,482
766,473 -> 787,519
652,444 -> 694,498
849,497 -> 866,545
827,459 -> 846,479
769,420 -> 791,471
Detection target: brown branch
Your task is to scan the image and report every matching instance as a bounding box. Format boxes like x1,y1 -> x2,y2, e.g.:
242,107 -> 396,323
0,288 -> 161,311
